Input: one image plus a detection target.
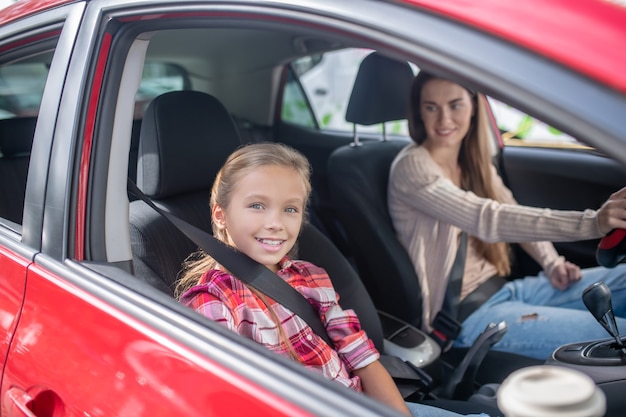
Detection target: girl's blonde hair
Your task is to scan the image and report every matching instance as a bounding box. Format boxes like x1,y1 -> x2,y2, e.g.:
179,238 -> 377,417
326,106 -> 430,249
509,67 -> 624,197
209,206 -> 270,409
408,71 -> 511,277
175,142 -> 312,297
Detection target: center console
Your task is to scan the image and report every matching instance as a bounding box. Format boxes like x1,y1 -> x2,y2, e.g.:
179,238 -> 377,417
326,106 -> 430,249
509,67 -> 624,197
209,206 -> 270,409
546,338 -> 626,417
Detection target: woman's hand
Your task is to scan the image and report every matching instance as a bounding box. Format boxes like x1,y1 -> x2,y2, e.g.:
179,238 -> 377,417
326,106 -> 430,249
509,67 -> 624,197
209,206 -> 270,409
597,186 -> 626,235
549,261 -> 581,290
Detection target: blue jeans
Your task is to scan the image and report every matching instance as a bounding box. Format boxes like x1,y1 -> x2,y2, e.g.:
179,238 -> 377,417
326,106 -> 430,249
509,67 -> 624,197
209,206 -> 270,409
406,402 -> 489,417
455,264 -> 626,360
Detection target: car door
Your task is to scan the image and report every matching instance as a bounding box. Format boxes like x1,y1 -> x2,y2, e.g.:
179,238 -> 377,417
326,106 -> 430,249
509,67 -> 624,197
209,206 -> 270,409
0,3 -> 63,397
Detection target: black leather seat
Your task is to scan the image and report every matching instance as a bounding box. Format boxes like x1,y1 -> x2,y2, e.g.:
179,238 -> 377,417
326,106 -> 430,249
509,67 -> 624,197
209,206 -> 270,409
129,90 -> 243,294
329,141 -> 421,326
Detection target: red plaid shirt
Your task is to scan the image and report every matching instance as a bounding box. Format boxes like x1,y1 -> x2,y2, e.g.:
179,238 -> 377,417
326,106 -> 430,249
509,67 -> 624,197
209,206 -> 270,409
180,258 -> 379,391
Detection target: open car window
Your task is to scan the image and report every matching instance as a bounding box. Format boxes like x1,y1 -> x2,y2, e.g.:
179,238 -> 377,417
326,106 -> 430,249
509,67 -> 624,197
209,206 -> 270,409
285,48 -> 591,151
284,48 -> 413,137
488,97 -> 589,149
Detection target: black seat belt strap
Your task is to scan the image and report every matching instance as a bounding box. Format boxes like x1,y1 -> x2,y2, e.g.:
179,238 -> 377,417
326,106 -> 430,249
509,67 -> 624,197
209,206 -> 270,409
128,179 -> 333,346
431,231 -> 467,349
443,231 -> 468,319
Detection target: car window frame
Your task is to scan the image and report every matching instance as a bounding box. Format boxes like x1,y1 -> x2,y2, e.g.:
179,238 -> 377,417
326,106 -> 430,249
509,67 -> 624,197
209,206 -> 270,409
0,4 -> 82,249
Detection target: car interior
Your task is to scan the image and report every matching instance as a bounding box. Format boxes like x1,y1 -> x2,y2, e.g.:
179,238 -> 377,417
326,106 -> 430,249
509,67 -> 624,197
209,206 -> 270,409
1,8 -> 626,415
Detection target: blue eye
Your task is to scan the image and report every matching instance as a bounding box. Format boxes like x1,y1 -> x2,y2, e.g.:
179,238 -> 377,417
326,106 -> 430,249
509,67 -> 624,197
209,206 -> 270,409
250,203 -> 264,210
285,207 -> 298,214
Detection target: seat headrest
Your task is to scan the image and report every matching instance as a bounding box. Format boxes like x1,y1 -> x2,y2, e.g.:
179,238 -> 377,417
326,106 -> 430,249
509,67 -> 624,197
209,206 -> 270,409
137,91 -> 241,199
0,117 -> 36,157
345,52 -> 414,126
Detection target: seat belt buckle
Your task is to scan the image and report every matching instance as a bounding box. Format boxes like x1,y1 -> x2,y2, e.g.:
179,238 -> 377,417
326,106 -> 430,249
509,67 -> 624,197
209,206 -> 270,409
430,311 -> 462,351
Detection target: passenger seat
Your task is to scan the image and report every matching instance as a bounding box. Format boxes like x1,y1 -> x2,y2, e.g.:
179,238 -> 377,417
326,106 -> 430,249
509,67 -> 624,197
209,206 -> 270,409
126,88 -> 413,364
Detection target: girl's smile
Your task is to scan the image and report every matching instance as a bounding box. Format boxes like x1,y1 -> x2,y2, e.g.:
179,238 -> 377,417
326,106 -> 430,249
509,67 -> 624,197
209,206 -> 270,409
255,237 -> 286,252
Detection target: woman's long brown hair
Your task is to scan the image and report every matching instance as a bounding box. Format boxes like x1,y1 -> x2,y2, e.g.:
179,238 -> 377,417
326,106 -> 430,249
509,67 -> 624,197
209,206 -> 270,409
407,72 -> 510,276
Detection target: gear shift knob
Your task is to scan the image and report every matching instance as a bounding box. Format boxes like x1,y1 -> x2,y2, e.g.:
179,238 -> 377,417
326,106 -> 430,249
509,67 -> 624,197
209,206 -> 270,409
582,281 -> 625,351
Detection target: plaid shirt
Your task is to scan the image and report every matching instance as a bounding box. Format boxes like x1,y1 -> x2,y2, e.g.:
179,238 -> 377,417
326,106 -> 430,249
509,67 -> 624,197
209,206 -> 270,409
180,258 -> 379,391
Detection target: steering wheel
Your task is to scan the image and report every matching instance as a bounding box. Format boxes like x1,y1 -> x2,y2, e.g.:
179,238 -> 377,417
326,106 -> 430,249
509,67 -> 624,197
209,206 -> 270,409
597,229 -> 626,268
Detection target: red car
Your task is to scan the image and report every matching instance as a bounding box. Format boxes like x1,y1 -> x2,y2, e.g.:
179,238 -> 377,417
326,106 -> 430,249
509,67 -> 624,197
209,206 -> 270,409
0,0 -> 625,416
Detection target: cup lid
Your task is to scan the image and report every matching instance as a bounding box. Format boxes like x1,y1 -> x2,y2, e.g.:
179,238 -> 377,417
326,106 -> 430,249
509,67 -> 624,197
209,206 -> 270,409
497,365 -> 606,417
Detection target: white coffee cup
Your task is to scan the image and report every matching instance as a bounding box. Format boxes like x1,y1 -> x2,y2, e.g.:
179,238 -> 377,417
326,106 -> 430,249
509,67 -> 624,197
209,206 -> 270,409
497,365 -> 606,417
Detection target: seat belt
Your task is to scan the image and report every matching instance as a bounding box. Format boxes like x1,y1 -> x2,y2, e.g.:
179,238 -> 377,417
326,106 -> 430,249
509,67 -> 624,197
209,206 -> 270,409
431,232 -> 467,350
443,231 -> 468,318
128,179 -> 332,346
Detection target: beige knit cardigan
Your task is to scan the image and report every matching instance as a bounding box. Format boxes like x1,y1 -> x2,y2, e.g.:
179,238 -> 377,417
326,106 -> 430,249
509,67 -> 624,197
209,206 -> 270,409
388,144 -> 602,331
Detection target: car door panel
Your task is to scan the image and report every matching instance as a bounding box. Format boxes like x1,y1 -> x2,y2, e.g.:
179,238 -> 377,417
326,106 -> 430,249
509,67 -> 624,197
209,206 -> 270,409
0,244 -> 28,390
2,262 -> 310,417
500,145 -> 626,269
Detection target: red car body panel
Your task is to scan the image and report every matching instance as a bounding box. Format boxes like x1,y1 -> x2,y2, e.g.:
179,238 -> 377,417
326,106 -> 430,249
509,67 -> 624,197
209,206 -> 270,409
1,264 -> 311,416
0,247 -> 28,380
0,0 -> 74,25
403,0 -> 626,93
3,0 -> 626,94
